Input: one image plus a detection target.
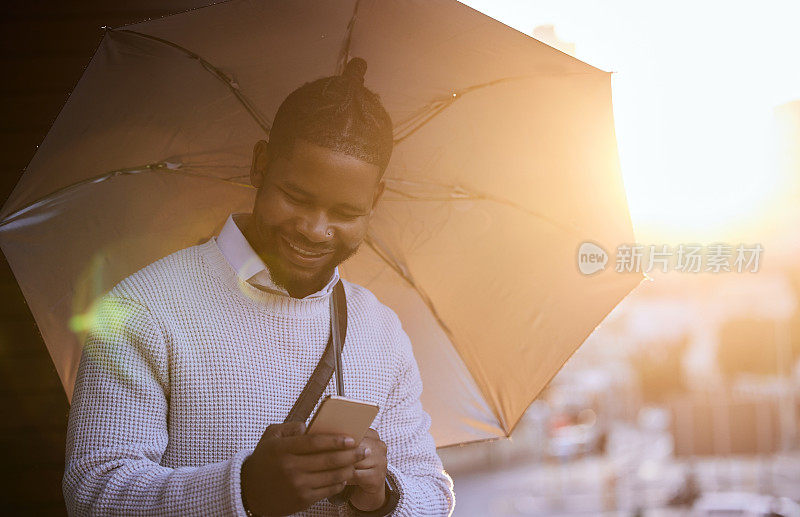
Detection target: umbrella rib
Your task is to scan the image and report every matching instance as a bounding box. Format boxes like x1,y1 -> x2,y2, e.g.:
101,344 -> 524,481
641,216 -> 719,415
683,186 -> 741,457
394,103 -> 450,145
362,235 -> 509,433
363,236 -> 456,352
383,180 -> 584,237
335,0 -> 361,74
114,29 -> 271,134
392,76 -> 531,144
0,162 -> 253,228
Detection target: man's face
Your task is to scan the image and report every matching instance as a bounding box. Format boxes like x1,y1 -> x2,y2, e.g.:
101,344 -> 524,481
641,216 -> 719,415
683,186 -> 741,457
246,139 -> 384,298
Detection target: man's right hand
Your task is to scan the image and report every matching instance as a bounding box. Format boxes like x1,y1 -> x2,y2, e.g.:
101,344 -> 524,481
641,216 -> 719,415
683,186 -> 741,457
240,421 -> 369,516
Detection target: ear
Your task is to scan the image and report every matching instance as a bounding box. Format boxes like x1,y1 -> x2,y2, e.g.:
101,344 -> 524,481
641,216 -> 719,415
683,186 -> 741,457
370,179 -> 386,214
250,140 -> 271,188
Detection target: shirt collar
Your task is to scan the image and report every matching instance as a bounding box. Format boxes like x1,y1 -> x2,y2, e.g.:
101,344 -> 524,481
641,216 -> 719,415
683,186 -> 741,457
215,213 -> 339,300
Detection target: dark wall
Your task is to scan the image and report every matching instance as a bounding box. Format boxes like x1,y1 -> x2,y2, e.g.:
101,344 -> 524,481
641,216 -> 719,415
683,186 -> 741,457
0,2 -> 212,512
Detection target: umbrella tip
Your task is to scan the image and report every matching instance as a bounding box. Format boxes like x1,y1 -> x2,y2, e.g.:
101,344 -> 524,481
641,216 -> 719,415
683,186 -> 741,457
343,57 -> 367,85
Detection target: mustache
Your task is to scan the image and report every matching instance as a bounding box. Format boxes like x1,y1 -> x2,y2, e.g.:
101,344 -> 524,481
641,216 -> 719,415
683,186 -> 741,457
281,234 -> 336,254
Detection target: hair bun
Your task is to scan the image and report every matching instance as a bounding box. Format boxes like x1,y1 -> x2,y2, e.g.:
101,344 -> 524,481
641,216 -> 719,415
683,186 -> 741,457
343,57 -> 367,85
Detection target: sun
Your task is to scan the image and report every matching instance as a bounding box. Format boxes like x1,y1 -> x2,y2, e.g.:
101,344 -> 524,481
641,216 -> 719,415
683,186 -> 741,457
460,0 -> 800,244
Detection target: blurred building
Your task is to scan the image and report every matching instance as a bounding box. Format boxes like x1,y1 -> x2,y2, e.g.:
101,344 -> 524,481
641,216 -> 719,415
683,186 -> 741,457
774,100 -> 800,186
770,100 -> 800,263
669,391 -> 783,456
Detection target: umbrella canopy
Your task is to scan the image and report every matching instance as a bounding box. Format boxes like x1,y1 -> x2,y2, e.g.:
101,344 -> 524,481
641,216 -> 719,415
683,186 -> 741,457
0,0 -> 642,447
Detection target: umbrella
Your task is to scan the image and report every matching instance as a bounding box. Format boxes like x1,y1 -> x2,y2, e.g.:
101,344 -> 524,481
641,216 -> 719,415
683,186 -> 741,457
0,0 -> 642,447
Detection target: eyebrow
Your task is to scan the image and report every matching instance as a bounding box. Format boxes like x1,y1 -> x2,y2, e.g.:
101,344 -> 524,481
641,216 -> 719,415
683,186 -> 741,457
282,181 -> 369,214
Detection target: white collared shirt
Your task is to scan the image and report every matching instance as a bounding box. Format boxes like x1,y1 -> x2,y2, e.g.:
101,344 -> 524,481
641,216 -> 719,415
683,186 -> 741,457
215,213 -> 340,299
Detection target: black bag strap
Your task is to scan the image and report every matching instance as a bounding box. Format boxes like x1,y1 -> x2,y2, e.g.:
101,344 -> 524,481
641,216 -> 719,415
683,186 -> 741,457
284,280 -> 347,424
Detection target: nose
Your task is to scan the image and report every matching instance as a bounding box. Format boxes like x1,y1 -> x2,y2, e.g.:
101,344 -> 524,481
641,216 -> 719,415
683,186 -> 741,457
295,210 -> 332,243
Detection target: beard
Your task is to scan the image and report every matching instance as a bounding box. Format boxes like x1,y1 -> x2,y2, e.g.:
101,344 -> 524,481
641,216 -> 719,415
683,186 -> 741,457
245,217 -> 361,297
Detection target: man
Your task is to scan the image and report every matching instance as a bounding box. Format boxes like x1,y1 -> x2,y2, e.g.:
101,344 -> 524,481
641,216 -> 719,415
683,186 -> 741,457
63,58 -> 455,516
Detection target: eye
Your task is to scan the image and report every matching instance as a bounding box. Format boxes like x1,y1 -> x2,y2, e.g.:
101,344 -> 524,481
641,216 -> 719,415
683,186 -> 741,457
333,210 -> 364,221
281,188 -> 308,206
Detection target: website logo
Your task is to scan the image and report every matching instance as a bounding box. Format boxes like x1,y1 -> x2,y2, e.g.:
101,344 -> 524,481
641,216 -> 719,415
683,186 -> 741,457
577,242 -> 608,275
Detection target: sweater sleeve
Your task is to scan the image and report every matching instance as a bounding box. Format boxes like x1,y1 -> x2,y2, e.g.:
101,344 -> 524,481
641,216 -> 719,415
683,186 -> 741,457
361,320 -> 455,516
63,295 -> 251,517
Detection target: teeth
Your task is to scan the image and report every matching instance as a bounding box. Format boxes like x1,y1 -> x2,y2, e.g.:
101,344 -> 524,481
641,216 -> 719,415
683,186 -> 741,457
286,239 -> 326,257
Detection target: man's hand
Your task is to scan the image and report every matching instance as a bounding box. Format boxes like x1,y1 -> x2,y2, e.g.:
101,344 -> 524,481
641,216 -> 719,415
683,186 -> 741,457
241,421 -> 368,516
348,428 -> 389,511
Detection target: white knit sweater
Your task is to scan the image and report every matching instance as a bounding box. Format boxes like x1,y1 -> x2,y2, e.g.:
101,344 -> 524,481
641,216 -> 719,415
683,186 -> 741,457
63,239 -> 455,516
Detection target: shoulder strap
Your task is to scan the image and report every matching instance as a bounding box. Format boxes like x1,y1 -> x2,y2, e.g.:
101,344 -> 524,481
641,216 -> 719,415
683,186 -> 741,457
284,280 -> 347,423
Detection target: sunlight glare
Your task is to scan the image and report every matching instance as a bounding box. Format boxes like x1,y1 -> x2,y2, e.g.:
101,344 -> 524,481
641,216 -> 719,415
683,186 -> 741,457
460,0 -> 800,242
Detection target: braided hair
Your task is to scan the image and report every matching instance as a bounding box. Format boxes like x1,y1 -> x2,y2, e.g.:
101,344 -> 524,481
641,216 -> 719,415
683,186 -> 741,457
268,58 -> 394,175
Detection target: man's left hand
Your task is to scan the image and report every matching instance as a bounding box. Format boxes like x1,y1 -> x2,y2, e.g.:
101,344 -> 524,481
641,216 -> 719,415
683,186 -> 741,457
348,428 -> 389,511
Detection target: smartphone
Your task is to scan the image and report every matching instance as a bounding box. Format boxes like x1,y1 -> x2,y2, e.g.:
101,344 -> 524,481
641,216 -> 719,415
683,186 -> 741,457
306,395 -> 379,442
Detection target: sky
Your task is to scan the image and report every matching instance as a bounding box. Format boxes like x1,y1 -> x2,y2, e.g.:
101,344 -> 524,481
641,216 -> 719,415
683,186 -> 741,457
459,0 -> 800,245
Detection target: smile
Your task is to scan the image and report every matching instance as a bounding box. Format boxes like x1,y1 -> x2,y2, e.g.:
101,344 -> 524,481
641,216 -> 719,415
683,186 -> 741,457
280,235 -> 333,267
